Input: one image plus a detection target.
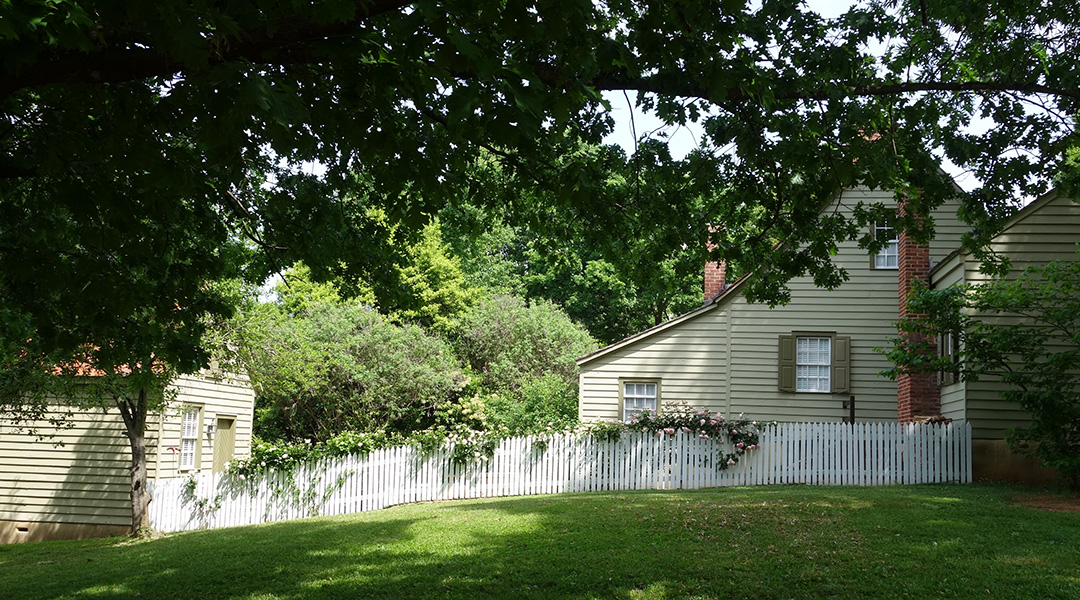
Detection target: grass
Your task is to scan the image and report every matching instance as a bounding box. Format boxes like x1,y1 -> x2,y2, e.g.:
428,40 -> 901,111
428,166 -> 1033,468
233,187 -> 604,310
1,484 -> 1078,600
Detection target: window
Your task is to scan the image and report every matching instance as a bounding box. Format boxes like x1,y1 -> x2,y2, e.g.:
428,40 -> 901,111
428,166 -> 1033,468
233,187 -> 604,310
622,381 -> 658,422
778,333 -> 850,394
873,222 -> 898,269
180,405 -> 201,470
796,337 -> 832,392
939,331 -> 960,386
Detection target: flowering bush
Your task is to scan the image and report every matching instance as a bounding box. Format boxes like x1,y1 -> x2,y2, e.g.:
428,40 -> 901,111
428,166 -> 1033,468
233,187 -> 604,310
228,401 -> 770,477
582,401 -> 770,469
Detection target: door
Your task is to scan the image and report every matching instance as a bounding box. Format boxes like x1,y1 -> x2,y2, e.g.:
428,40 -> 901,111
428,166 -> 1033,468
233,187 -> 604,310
212,417 -> 236,473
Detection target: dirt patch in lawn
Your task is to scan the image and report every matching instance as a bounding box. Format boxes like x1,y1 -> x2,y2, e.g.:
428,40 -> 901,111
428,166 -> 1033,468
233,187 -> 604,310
1012,493 -> 1080,514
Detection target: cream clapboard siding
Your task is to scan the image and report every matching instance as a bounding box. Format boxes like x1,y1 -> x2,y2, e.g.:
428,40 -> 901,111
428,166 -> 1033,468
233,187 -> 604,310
0,408 -> 159,527
1,373 -> 254,531
154,373 -> 256,478
579,306 -> 728,421
952,193 -> 1080,439
579,187 -> 969,424
727,188 -> 907,422
932,251 -> 967,422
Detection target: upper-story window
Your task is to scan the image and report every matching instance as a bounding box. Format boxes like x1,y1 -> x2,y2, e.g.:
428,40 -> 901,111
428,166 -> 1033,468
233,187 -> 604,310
874,222 -> 898,269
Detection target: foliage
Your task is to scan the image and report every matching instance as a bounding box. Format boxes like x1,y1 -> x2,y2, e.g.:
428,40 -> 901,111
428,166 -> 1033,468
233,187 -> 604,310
273,263 -> 349,317
481,374 -> 580,436
6,0 -> 1075,382
457,295 -> 596,394
235,300 -> 467,442
883,254 -> 1080,489
438,201 -> 528,298
439,145 -> 712,344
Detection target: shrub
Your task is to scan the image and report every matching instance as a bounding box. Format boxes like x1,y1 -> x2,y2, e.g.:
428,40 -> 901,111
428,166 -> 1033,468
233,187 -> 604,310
483,373 -> 579,435
454,295 -> 596,433
456,295 -> 597,394
239,301 -> 467,441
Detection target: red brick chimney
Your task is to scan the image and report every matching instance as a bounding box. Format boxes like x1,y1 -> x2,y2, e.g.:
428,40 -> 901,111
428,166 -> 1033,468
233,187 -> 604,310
896,205 -> 941,422
704,227 -> 726,302
704,259 -> 726,302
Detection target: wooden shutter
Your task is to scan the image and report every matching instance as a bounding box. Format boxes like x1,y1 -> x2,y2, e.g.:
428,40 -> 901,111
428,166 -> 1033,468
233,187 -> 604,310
778,334 -> 796,392
832,335 -> 850,394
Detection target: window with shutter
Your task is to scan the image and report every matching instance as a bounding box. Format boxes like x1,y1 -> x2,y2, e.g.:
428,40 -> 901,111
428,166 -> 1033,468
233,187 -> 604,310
779,333 -> 850,393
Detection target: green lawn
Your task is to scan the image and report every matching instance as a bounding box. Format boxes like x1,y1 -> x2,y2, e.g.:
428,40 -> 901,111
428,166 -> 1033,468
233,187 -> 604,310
1,484 -> 1078,600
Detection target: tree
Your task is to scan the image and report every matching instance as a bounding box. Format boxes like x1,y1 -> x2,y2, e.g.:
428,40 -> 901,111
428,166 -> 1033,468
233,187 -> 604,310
440,142 -> 715,344
2,0 -> 1077,530
392,220 -> 480,335
884,254 -> 1080,490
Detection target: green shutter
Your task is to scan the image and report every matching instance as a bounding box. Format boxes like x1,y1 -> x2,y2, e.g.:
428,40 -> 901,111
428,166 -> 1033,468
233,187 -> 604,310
778,334 -> 795,392
832,335 -> 850,394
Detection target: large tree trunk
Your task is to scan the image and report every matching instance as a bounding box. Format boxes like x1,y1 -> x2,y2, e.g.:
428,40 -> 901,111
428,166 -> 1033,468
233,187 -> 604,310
117,387 -> 152,535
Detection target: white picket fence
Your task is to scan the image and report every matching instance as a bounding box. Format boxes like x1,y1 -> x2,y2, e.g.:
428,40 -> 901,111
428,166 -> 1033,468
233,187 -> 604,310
147,421 -> 971,533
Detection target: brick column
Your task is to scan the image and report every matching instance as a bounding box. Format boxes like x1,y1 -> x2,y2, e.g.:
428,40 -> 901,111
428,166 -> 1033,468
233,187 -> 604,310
896,212 -> 941,422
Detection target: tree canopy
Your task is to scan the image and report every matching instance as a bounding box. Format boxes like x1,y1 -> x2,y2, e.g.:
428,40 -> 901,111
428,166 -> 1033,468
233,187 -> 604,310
2,0 -> 1077,374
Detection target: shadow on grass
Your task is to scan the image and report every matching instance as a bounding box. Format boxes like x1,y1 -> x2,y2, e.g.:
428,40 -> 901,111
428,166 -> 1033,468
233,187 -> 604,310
2,484 -> 1078,600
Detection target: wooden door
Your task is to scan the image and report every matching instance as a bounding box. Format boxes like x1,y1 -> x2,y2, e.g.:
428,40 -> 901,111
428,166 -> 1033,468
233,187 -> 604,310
212,417 -> 236,473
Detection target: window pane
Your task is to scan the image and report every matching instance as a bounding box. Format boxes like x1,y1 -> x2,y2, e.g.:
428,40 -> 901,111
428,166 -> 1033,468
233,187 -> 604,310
182,407 -> 198,438
874,223 -> 898,269
623,382 -> 658,420
180,439 -> 195,468
795,337 -> 831,392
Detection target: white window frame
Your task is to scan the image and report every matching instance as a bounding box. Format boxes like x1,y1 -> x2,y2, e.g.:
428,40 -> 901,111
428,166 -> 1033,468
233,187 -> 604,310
873,222 -> 898,269
621,381 -> 658,422
796,337 -> 832,393
180,405 -> 201,470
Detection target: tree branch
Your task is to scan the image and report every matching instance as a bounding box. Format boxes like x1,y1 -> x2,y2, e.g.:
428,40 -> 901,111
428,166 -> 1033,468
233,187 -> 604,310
590,70 -> 1080,103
